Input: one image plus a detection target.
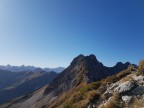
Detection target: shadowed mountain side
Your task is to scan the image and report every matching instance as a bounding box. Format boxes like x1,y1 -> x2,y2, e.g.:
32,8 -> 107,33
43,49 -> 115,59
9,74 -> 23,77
44,54 -> 130,96
0,70 -> 33,90
0,71 -> 57,104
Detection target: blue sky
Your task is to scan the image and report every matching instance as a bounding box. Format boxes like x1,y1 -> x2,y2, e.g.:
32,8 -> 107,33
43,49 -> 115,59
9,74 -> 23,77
0,0 -> 144,68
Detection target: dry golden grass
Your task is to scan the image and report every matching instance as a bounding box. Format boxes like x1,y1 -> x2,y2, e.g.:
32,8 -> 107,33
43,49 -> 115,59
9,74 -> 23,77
139,60 -> 144,74
129,99 -> 144,108
101,92 -> 121,108
88,91 -> 101,102
101,76 -> 117,84
120,74 -> 134,83
101,69 -> 131,85
59,81 -> 102,108
115,69 -> 131,79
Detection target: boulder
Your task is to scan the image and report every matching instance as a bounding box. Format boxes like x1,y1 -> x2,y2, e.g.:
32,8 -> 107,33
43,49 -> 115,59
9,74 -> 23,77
114,81 -> 136,93
122,96 -> 133,103
131,86 -> 144,95
133,75 -> 144,84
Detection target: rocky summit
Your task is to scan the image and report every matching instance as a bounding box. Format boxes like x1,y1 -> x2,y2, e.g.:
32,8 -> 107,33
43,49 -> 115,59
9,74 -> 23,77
44,54 -> 131,96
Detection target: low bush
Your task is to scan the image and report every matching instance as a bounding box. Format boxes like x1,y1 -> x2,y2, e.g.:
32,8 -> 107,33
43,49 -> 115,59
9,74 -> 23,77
138,60 -> 144,76
71,92 -> 85,103
80,81 -> 101,94
63,102 -> 76,108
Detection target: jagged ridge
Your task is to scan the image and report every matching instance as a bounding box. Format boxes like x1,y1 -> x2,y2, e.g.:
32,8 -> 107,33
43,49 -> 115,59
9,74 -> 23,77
44,54 -> 130,96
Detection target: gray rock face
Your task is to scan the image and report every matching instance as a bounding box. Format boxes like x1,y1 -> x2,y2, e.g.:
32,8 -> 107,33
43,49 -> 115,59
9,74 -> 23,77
114,81 -> 136,93
131,86 -> 144,95
122,96 -> 133,103
109,82 -> 120,91
133,75 -> 144,84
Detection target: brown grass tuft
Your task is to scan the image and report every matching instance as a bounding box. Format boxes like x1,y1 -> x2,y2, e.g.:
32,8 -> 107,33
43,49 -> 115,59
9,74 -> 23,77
101,92 -> 122,108
120,74 -> 134,83
129,99 -> 144,108
138,60 -> 144,76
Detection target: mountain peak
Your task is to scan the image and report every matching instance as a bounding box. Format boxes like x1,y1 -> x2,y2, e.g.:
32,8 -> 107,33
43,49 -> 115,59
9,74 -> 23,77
44,54 -> 130,96
71,54 -> 85,63
87,54 -> 96,59
70,54 -> 99,66
115,62 -> 131,68
116,62 -> 124,66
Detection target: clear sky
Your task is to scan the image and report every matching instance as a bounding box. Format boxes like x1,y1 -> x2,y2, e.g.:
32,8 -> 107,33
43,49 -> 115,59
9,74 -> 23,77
0,0 -> 144,68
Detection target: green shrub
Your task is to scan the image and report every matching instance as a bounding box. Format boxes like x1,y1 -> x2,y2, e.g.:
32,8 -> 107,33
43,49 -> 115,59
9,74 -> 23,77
72,92 -> 85,103
80,81 -> 101,94
63,103 -> 75,108
63,82 -> 101,108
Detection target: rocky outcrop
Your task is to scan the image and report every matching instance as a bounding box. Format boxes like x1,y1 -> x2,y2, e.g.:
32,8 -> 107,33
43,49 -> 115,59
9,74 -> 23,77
122,96 -> 133,103
100,73 -> 144,108
133,75 -> 144,83
114,81 -> 136,93
131,86 -> 144,95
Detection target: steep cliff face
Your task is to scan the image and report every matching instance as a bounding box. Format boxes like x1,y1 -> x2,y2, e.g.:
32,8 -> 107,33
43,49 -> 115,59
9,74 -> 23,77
44,54 -> 103,96
1,54 -> 131,108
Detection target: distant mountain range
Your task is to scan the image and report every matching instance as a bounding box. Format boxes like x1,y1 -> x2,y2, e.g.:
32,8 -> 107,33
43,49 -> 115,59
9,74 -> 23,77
0,65 -> 65,73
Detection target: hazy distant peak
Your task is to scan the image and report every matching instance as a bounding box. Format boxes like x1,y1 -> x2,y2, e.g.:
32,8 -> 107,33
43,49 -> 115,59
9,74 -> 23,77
0,65 -> 65,73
